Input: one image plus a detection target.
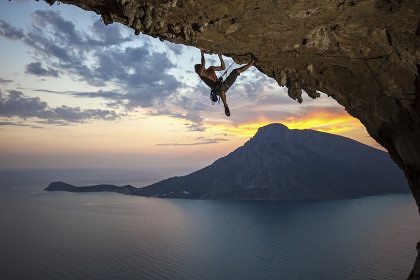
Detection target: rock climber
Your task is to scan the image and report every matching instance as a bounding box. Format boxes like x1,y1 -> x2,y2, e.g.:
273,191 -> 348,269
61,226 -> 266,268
194,50 -> 256,116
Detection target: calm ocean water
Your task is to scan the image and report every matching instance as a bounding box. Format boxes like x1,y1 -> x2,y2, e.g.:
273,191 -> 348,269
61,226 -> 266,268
0,170 -> 419,280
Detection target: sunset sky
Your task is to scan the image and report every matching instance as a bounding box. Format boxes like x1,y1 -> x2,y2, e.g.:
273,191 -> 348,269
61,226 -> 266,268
0,1 -> 382,178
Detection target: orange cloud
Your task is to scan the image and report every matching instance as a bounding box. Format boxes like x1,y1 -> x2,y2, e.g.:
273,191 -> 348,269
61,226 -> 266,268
282,110 -> 363,133
204,109 -> 364,139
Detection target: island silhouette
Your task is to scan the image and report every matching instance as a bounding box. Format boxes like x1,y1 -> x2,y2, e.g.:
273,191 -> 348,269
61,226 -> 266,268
45,124 -> 408,200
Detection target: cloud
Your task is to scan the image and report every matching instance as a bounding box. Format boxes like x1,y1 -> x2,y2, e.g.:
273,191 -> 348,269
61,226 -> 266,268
1,8 -> 306,131
27,10 -> 131,49
0,90 -> 48,118
91,46 -> 183,107
207,81 -> 357,134
166,110 -> 206,131
25,62 -> 60,77
63,89 -> 123,100
0,121 -> 42,128
0,9 -> 197,129
163,40 -> 184,56
0,77 -> 13,84
90,20 -> 133,46
0,10 -> 139,86
1,10 -> 185,105
0,19 -> 25,41
0,90 -> 120,125
48,105 -> 119,122
156,137 -> 229,146
1,9 -> 202,122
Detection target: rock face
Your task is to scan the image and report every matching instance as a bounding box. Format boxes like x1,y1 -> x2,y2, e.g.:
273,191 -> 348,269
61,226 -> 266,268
42,0 -> 420,277
139,123 -> 407,199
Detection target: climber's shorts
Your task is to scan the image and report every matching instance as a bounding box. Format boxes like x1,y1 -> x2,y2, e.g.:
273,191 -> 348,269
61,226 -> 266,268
223,69 -> 240,91
212,70 -> 240,95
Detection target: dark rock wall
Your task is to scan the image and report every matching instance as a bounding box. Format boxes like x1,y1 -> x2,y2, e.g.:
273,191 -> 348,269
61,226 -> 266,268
43,0 -> 420,277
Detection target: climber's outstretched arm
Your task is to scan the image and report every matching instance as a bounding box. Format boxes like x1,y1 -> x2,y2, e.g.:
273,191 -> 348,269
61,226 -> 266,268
212,54 -> 226,71
194,50 -> 206,75
201,50 -> 206,67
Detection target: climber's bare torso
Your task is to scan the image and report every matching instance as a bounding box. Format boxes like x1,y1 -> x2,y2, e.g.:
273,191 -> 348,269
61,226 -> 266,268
198,67 -> 218,88
195,51 -> 225,89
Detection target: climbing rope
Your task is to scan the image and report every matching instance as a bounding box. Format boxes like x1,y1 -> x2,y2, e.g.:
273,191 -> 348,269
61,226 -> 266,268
219,60 -> 235,81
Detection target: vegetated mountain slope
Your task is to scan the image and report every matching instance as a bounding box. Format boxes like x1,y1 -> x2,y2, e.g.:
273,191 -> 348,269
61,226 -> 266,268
139,123 -> 407,200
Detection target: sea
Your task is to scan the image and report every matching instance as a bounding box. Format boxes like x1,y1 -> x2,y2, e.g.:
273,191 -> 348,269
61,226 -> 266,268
0,169 -> 419,280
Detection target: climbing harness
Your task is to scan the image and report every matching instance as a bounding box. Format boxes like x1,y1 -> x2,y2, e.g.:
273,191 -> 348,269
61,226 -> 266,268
210,90 -> 219,104
210,61 -> 235,104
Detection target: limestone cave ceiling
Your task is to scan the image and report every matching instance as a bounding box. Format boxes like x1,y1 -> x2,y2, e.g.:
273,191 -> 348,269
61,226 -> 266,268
40,0 -> 419,205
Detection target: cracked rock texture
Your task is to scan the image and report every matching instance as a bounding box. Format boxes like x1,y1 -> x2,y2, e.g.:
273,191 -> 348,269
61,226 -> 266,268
44,0 -> 419,277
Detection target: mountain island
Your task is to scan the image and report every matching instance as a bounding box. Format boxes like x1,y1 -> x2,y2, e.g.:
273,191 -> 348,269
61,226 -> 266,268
45,124 -> 407,200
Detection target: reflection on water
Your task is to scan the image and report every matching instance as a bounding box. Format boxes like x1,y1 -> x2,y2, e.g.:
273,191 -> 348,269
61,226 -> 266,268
0,172 -> 419,280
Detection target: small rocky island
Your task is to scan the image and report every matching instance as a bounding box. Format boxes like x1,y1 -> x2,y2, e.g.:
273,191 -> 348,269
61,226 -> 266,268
45,124 -> 408,200
44,182 -> 140,195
